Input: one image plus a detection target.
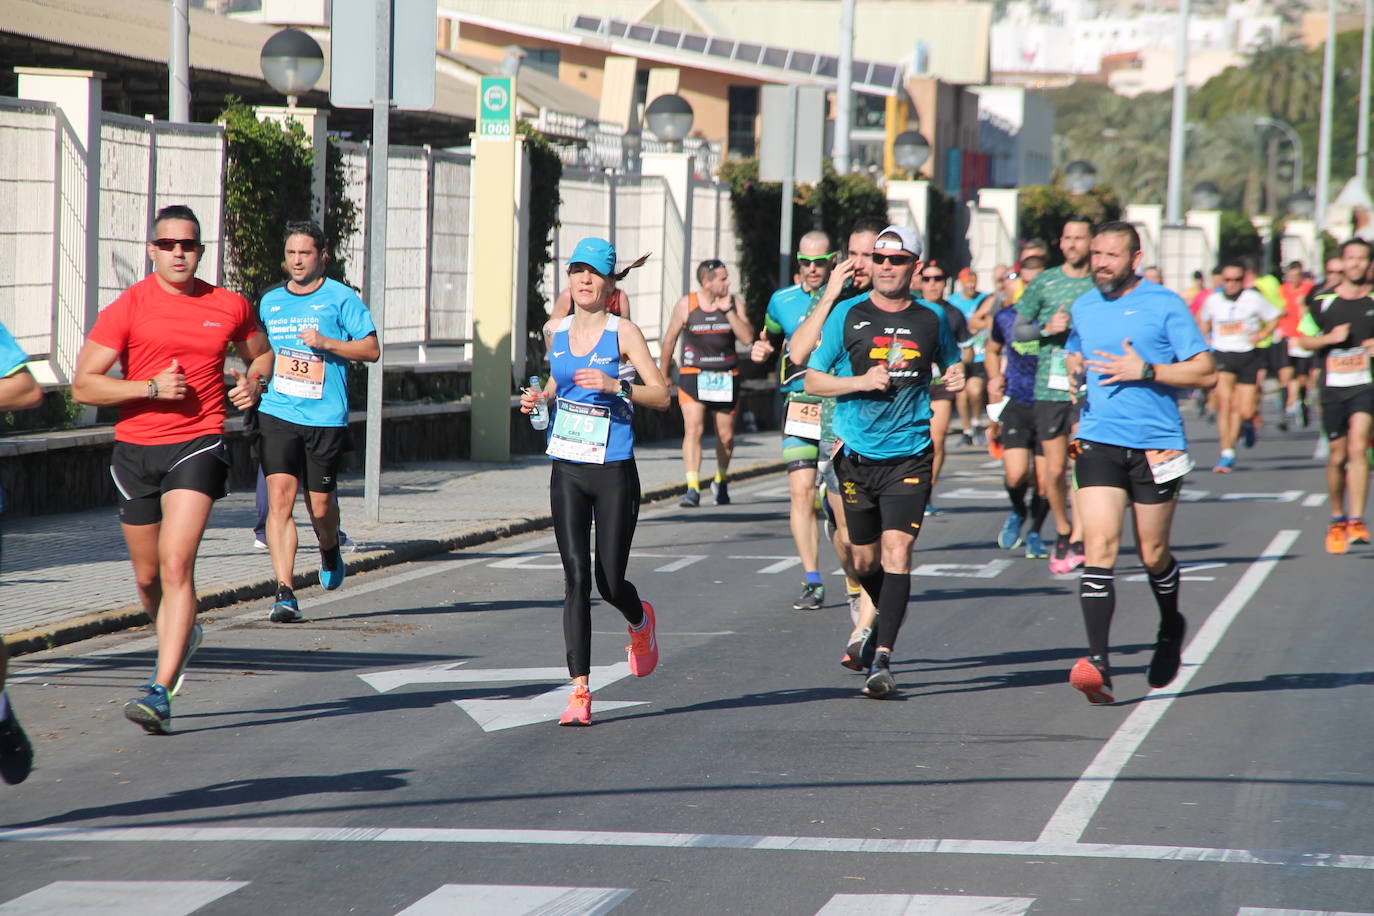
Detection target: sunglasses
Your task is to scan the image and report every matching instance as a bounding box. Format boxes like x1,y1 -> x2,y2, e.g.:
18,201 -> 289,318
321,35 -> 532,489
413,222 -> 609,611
920,274 -> 947,282
1220,275 -> 1245,282
151,238 -> 202,252
797,253 -> 835,265
871,253 -> 915,266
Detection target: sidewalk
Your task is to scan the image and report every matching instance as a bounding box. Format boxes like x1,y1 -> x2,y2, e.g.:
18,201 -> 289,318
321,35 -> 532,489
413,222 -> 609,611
1,435 -> 786,655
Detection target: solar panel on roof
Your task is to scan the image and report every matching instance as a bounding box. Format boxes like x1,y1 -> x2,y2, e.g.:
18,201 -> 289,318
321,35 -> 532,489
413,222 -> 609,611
608,20 -> 628,37
790,51 -> 816,72
656,28 -> 681,46
706,38 -> 732,57
682,34 -> 707,52
816,56 -> 838,77
762,47 -> 787,68
736,42 -> 762,63
571,14 -> 601,30
870,64 -> 898,87
627,24 -> 654,41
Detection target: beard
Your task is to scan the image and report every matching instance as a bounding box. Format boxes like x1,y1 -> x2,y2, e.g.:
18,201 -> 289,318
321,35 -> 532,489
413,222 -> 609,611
1093,267 -> 1133,296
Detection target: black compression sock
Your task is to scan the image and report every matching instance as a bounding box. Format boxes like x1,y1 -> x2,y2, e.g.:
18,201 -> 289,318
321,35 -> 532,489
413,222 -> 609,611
856,568 -> 885,610
1147,556 -> 1184,636
1078,566 -> 1116,661
1006,480 -> 1029,516
874,571 -> 912,649
1029,493 -> 1050,533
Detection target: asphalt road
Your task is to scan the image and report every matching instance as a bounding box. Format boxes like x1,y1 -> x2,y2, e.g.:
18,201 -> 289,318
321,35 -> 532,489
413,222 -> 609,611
2,417 -> 1372,915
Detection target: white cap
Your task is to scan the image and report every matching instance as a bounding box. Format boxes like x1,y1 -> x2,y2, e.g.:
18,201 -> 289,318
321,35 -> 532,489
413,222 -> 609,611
875,225 -> 922,258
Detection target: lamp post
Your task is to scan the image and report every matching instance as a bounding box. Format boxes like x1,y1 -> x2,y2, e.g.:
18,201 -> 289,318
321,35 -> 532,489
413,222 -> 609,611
1064,159 -> 1098,194
1191,180 -> 1221,211
1255,116 -> 1304,204
644,93 -> 694,153
1288,188 -> 1316,219
260,28 -> 325,108
892,129 -> 932,175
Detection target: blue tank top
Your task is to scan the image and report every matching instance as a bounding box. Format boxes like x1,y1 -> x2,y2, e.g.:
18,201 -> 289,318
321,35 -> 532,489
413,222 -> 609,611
546,314 -> 635,463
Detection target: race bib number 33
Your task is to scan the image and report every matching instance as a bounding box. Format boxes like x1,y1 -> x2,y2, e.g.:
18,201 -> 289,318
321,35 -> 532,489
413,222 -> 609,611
274,346 -> 325,399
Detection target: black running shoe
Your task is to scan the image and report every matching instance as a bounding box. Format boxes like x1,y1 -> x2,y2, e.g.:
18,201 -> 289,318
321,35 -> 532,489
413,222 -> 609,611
123,684 -> 172,735
0,707 -> 34,784
713,480 -> 730,505
792,582 -> 824,610
270,585 -> 302,623
1147,617 -> 1187,688
679,488 -> 701,508
841,626 -> 875,672
864,650 -> 896,698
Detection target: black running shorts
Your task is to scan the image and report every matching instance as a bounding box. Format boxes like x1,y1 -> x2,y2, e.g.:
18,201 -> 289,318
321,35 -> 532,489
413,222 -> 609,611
110,434 -> 229,526
1321,388 -> 1374,441
1215,349 -> 1264,385
834,449 -> 934,546
999,399 -> 1040,453
1072,438 -> 1183,505
258,411 -> 351,493
676,370 -> 740,414
1032,399 -> 1074,441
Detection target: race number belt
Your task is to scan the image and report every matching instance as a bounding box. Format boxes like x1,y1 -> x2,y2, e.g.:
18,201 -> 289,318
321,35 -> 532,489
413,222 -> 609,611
1145,448 -> 1193,484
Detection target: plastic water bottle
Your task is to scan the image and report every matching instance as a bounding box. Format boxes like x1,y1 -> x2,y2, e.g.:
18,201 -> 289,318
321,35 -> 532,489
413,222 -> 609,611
527,375 -> 548,430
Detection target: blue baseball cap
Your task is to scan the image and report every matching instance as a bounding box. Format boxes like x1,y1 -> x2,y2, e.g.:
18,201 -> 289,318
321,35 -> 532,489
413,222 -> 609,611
568,237 -> 616,276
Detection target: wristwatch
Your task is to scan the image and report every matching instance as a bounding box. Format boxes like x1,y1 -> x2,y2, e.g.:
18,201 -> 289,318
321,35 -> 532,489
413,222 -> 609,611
618,379 -> 633,399
1140,362 -> 1156,382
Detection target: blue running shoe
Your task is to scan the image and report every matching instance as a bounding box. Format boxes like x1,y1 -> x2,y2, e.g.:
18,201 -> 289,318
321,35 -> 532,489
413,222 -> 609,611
270,586 -> 302,623
1241,420 -> 1256,448
1212,453 -> 1235,473
925,503 -> 942,516
144,622 -> 202,696
320,545 -> 346,591
998,511 -> 1026,550
1024,531 -> 1049,559
123,684 -> 172,734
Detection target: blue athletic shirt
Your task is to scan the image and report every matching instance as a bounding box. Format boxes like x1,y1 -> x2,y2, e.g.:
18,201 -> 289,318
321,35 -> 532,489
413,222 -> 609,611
763,283 -> 823,393
948,291 -> 989,363
0,322 -> 29,379
990,304 -> 1036,404
257,278 -> 377,428
808,293 -> 959,460
547,314 -> 635,463
1066,279 -> 1209,451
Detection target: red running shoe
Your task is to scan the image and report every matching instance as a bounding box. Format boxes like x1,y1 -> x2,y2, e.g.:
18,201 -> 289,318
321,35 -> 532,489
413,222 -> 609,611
627,601 -> 658,676
558,686 -> 591,726
1070,656 -> 1114,705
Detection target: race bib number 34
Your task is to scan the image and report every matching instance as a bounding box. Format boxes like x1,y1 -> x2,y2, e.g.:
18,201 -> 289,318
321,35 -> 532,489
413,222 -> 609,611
274,346 -> 325,399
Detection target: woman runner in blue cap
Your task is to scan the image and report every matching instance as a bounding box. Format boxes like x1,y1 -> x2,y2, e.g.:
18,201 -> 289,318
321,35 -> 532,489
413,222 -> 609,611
521,238 -> 669,725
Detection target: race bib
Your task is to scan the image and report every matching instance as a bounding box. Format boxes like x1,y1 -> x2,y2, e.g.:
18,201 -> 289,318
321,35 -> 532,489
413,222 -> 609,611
696,370 -> 733,403
1047,347 -> 1071,391
784,396 -> 822,440
986,397 -> 1009,423
1287,339 -> 1314,358
274,346 -> 325,399
546,399 -> 611,463
1213,320 -> 1250,350
1325,347 -> 1372,387
1145,448 -> 1193,484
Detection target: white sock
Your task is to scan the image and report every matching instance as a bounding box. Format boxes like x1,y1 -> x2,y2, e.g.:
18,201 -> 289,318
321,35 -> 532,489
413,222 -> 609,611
0,690 -> 10,721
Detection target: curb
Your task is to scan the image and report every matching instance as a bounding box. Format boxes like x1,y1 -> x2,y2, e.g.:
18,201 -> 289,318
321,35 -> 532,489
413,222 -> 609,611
4,459 -> 787,658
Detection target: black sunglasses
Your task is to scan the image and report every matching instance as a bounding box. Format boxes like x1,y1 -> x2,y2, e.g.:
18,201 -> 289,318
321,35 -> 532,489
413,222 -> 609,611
872,253 -> 915,266
920,274 -> 947,282
151,238 -> 202,252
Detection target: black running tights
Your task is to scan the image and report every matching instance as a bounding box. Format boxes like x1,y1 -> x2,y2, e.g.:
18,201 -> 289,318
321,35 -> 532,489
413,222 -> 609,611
551,459 -> 646,678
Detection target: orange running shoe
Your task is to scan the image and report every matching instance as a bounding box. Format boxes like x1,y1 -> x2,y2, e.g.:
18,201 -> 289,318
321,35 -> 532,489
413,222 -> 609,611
1326,519 -> 1350,555
1348,518 -> 1370,544
987,437 -> 1004,460
558,686 -> 591,726
1069,656 -> 1114,705
626,600 -> 658,676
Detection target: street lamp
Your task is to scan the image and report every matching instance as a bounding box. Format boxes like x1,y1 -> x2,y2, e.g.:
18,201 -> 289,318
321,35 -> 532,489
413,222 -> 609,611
1191,180 -> 1222,211
260,28 -> 324,107
644,93 -> 694,152
1287,188 -> 1316,219
1254,116 -> 1305,198
1064,159 -> 1098,194
892,130 -> 932,173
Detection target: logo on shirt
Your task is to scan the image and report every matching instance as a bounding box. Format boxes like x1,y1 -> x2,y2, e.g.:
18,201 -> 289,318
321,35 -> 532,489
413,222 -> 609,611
1124,310 -> 1139,316
853,321 -> 871,330
269,306 -> 282,313
311,304 -> 329,311
551,350 -> 566,358
202,320 -> 222,327
589,353 -> 614,365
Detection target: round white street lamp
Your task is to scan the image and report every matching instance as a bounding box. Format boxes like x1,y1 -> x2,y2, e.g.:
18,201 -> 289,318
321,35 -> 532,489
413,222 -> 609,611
260,28 -> 325,107
645,93 -> 694,151
892,130 -> 932,174
1064,159 -> 1098,194
1191,180 -> 1222,211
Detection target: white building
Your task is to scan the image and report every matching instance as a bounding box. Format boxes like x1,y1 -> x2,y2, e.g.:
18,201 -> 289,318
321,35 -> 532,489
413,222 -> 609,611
971,86 -> 1054,188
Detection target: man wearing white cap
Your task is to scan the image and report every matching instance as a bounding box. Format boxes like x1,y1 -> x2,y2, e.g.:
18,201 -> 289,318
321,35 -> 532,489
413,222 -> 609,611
804,226 -> 965,698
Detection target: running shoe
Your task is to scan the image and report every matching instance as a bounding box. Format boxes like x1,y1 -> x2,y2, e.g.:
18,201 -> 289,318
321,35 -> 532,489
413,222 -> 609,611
987,437 -> 1004,460
626,600 -> 658,677
793,582 -> 824,610
270,586 -> 302,623
713,479 -> 731,505
1300,401 -> 1311,428
997,511 -> 1026,550
0,706 -> 34,785
1313,437 -> 1330,460
1065,541 -> 1086,572
1212,454 -> 1234,473
841,626 -> 877,672
1069,656 -> 1114,705
863,650 -> 896,698
846,590 -> 862,627
1024,531 -> 1049,560
1348,518 -> 1371,544
558,686 -> 592,726
320,544 -> 346,590
925,503 -> 942,516
339,529 -> 357,553
1326,519 -> 1349,555
252,537 -> 268,550
1048,536 -> 1072,573
123,684 -> 172,734
1147,617 -> 1188,689
679,488 -> 701,508
1241,420 -> 1256,448
144,622 -> 203,697
960,429 -> 976,448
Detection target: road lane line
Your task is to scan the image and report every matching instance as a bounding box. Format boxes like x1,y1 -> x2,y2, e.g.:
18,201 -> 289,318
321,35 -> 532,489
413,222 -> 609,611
2,825 -> 1369,872
816,894 -> 1034,915
0,880 -> 248,914
1036,529 -> 1301,845
396,884 -> 633,916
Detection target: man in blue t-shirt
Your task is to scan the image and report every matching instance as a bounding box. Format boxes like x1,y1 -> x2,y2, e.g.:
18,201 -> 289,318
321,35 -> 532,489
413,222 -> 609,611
256,221 -> 378,622
1061,221 -> 1215,707
0,321 -> 43,785
805,226 -> 962,699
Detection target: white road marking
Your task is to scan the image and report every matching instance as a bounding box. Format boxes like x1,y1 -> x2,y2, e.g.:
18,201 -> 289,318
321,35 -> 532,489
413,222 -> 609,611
488,553 -> 565,570
1220,490 -> 1305,503
939,487 -> 1005,501
629,552 -> 707,572
1179,488 -> 1208,502
1237,909 -> 1374,915
1036,529 -> 1302,845
396,884 -> 632,916
1302,492 -> 1328,507
1122,561 -> 1224,583
453,663 -> 646,732
912,559 -> 1013,580
0,880 -> 247,915
2,826 -> 1370,872
816,894 -> 1034,915
730,555 -> 802,574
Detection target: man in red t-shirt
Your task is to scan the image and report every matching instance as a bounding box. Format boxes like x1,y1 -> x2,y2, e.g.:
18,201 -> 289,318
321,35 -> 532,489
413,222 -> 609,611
73,205 -> 271,735
1277,260 -> 1317,429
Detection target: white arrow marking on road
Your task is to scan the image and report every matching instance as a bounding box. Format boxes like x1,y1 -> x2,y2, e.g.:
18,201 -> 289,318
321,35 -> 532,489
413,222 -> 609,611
1179,488 -> 1208,502
1122,562 -> 1224,583
816,894 -> 1034,915
360,662 -> 569,693
487,553 -> 564,570
628,552 -> 707,572
453,662 -> 646,732
1302,492 -> 1327,507
397,884 -> 633,916
939,487 -> 1006,501
730,555 -> 802,574
912,559 -> 1013,579
1219,490 -> 1305,503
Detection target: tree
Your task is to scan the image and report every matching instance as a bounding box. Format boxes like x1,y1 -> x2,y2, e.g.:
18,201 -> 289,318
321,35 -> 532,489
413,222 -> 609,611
1019,182 -> 1122,263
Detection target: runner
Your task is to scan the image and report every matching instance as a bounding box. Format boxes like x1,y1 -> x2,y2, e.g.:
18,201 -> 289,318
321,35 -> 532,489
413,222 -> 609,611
1294,238 -> 1374,555
984,254 -> 1050,557
805,225 -> 964,698
949,268 -> 991,447
520,238 -> 669,726
916,261 -> 974,512
72,205 -> 270,734
1013,216 -> 1094,572
751,229 -> 836,610
1062,221 -> 1215,704
1276,260 -> 1316,431
256,221 -> 379,622
659,259 -> 754,507
1197,261 -> 1279,472
0,322 -> 43,785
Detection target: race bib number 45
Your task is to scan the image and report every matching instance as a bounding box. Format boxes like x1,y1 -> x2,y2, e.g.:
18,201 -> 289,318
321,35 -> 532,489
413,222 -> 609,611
784,397 -> 822,440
